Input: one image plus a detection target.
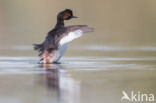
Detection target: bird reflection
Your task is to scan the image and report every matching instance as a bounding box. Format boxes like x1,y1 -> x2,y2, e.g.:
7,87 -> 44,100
39,63 -> 61,89
39,63 -> 80,103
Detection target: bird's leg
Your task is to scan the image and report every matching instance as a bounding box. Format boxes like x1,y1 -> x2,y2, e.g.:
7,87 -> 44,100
43,51 -> 52,64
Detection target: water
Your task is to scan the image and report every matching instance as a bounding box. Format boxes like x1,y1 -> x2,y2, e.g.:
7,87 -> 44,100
0,0 -> 156,103
0,45 -> 155,103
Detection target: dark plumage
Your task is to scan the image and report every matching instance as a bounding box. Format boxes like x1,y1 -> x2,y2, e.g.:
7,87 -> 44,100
33,9 -> 93,63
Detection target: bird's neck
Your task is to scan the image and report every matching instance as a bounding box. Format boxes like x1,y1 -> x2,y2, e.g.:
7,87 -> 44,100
55,19 -> 64,28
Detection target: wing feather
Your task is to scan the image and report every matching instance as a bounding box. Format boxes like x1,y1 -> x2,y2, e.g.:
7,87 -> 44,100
33,25 -> 93,57
59,25 -> 93,46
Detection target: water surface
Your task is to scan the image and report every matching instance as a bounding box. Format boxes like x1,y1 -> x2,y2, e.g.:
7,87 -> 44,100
0,45 -> 156,103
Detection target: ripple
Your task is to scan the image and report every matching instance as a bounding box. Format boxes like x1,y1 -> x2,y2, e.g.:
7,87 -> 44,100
85,45 -> 156,51
0,56 -> 155,74
0,56 -> 155,64
0,45 -> 32,50
63,57 -> 156,61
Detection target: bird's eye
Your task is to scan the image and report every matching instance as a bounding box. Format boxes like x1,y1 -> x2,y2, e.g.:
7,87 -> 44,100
62,13 -> 71,20
66,13 -> 71,17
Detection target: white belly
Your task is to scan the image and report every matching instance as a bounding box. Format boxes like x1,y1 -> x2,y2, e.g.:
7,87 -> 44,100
55,43 -> 68,62
55,30 -> 83,62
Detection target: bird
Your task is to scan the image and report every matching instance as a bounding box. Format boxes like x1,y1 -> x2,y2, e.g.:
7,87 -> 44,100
33,9 -> 93,64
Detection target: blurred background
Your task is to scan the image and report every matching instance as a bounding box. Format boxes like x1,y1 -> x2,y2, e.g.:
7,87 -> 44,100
0,0 -> 156,46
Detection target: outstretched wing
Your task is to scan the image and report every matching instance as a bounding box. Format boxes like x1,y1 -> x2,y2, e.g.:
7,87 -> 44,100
59,25 -> 93,46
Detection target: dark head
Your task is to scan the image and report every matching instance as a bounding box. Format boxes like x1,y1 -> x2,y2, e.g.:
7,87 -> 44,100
57,9 -> 77,21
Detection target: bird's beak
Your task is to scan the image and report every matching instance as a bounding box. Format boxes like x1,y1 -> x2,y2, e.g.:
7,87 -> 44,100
72,16 -> 78,18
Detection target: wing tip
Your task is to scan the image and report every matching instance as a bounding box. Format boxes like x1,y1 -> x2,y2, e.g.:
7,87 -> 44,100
82,26 -> 94,33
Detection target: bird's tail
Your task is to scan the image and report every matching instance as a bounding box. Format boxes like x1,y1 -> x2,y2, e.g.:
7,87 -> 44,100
33,43 -> 44,56
33,43 -> 42,50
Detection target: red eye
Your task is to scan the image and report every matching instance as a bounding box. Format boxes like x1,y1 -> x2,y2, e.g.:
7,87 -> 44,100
67,13 -> 71,16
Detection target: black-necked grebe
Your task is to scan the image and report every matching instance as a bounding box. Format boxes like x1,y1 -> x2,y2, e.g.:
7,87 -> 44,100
33,9 -> 93,63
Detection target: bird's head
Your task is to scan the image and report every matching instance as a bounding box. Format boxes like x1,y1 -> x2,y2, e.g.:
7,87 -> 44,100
57,9 -> 77,21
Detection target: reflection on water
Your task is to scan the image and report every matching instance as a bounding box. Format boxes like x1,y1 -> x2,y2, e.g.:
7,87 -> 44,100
0,45 -> 155,103
0,61 -> 81,103
40,64 -> 59,89
40,64 -> 80,103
